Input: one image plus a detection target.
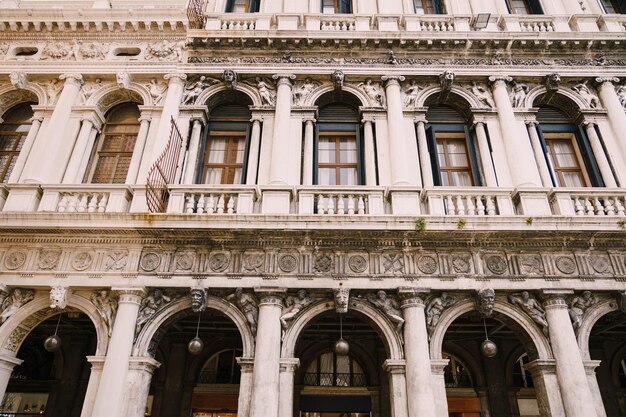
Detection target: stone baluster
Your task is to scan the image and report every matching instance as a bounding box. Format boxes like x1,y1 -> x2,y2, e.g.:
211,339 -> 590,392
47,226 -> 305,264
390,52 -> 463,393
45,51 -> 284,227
382,75 -> 411,185
542,290 -> 598,417
91,288 -> 145,417
269,74 -> 296,185
249,290 -> 285,417
583,121 -> 617,187
246,117 -> 263,185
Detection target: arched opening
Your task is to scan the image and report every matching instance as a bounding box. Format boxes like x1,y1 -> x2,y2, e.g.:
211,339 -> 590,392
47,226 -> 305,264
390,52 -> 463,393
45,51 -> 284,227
442,311 -> 542,417
147,308 -> 244,417
588,309 -> 626,416
84,102 -> 141,184
0,311 -> 96,417
198,91 -> 253,185
293,311 -> 389,417
0,102 -> 35,183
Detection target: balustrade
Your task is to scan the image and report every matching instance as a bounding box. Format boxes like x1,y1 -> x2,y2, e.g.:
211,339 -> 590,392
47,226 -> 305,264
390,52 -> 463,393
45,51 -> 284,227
422,188 -> 515,216
167,185 -> 258,214
297,187 -> 385,215
551,189 -> 626,216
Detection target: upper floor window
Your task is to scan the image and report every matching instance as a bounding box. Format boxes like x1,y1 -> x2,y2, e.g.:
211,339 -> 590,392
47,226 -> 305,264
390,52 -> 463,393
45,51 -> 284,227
505,0 -> 543,14
322,0 -> 352,14
599,0 -> 626,13
425,105 -> 480,187
303,351 -> 366,387
200,103 -> 251,185
226,0 -> 260,13
414,0 -> 445,14
0,103 -> 34,183
85,103 -> 140,184
536,106 -> 603,188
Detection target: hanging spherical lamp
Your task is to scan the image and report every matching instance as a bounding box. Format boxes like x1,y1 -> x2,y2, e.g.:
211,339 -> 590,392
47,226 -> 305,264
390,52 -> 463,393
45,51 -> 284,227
333,313 -> 349,356
188,312 -> 204,355
480,318 -> 498,358
44,314 -> 62,352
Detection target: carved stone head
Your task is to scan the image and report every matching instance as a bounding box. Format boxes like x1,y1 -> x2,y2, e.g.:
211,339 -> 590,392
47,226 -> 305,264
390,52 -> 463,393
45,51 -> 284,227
476,288 -> 495,318
545,73 -> 561,92
9,72 -> 27,89
331,70 -> 344,90
223,70 -> 238,89
333,287 -> 350,313
439,70 -> 455,92
190,287 -> 207,312
50,286 -> 68,309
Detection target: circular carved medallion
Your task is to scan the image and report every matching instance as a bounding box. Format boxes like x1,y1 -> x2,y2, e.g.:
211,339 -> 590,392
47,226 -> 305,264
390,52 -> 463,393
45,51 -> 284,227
589,256 -> 610,274
4,250 -> 26,270
451,254 -> 471,273
71,251 -> 93,271
176,253 -> 194,271
485,255 -> 507,275
417,255 -> 438,274
278,253 -> 299,273
140,252 -> 161,272
314,254 -> 333,273
555,256 -> 576,274
208,252 -> 230,272
348,254 -> 368,273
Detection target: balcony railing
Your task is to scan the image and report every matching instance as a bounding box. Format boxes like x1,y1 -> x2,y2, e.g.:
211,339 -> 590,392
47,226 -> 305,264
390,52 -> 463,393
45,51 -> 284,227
422,187 -> 515,216
303,372 -> 366,387
551,189 -> 626,216
168,185 -> 258,214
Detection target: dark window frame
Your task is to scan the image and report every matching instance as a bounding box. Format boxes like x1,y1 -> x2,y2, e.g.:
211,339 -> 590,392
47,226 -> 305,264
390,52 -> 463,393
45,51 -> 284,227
413,0 -> 446,14
226,0 -> 260,13
505,0 -> 544,14
425,123 -> 481,187
321,0 -> 353,14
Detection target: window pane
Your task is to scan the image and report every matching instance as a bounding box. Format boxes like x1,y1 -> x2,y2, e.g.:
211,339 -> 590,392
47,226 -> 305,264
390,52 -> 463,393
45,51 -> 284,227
451,172 -> 473,186
318,139 -> 335,163
509,0 -> 530,14
339,139 -> 357,163
562,172 -> 585,187
322,0 -> 335,13
318,168 -> 335,185
340,168 -> 358,185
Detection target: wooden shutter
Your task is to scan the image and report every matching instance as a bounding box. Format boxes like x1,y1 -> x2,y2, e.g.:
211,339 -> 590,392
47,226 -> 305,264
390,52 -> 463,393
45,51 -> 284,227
465,126 -> 482,186
249,0 -> 260,12
340,0 -> 352,13
575,126 -> 604,187
426,126 -> 442,186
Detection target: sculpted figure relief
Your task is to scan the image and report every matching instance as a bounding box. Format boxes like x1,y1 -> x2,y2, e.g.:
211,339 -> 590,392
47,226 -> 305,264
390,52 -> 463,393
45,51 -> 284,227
148,79 -> 168,105
243,77 -> 275,106
402,80 -> 422,108
91,290 -> 117,337
568,291 -> 596,332
470,82 -> 495,108
509,291 -> 549,337
0,288 -> 35,324
476,288 -> 495,318
190,287 -> 208,313
49,286 -> 68,309
572,81 -> 600,108
616,86 -> 626,109
292,78 -> 320,106
280,289 -> 314,332
509,82 -> 528,107
426,292 -> 458,336
357,78 -> 385,107
79,78 -> 103,104
367,290 -> 404,334
223,70 -> 238,89
9,72 -> 27,89
135,289 -> 172,337
183,76 -> 219,105
46,79 -> 60,105
226,288 -> 259,334
333,287 -> 350,314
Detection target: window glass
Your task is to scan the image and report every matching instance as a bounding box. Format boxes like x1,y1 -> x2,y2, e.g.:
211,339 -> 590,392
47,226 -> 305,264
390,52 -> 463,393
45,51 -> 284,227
322,0 -> 352,14
414,0 -> 443,14
435,133 -> 474,187
0,103 -> 33,183
544,133 -> 589,187
599,0 -> 625,12
202,134 -> 246,185
317,134 -> 358,186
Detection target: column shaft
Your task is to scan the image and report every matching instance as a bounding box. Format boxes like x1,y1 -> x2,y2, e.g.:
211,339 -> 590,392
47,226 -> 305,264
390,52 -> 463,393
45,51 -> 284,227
383,76 -> 410,185
584,122 -> 617,187
544,296 -> 598,417
124,357 -> 160,417
246,119 -> 262,185
63,118 -> 95,183
596,79 -> 626,160
80,356 -> 105,417
0,355 -> 23,400
302,119 -> 314,185
362,119 -> 377,186
524,359 -> 566,417
473,122 -> 497,187
91,289 -> 144,417
383,360 -> 409,417
183,119 -> 203,184
126,116 -> 151,184
8,116 -> 42,183
236,358 -> 254,417
269,75 -> 295,185
278,358 -> 299,417
526,122 -> 553,187
416,120 -> 433,187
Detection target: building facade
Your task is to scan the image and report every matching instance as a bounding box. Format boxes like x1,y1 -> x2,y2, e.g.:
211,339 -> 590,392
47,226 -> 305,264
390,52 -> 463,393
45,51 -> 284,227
0,0 -> 625,416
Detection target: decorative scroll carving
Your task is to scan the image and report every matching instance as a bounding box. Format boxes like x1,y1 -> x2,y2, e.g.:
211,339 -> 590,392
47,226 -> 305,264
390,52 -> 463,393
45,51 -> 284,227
367,290 -> 404,334
183,75 -> 219,105
314,253 -> 333,273
0,288 -> 35,324
476,288 -> 495,318
426,292 -> 458,336
79,42 -> 109,60
568,291 -> 597,333
135,289 -> 173,337
104,250 -> 128,271
509,291 -> 549,337
139,251 -> 161,272
280,289 -> 314,334
226,288 -> 259,334
357,78 -> 385,107
91,290 -> 117,337
37,248 -> 61,270
382,252 -> 405,275
4,249 -> 26,270
292,78 -> 320,106
49,286 -> 68,309
333,287 -> 350,313
145,40 -> 184,62
41,41 -> 76,60
190,287 -> 208,312
519,254 -> 544,275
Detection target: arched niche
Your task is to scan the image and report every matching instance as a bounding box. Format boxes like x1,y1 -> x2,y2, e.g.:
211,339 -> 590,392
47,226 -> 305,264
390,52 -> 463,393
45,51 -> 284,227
578,298 -> 619,361
418,86 -> 481,119
0,88 -> 41,116
525,86 -> 587,118
198,84 -> 260,108
90,85 -> 146,114
308,84 -> 369,108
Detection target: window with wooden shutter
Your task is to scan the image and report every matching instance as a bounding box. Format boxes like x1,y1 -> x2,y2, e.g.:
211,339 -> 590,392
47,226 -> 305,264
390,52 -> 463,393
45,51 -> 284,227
0,103 -> 34,183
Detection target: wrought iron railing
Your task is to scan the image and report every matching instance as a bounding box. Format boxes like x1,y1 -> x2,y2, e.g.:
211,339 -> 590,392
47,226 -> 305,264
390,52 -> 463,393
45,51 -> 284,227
303,372 -> 366,387
146,118 -> 183,213
187,0 -> 206,29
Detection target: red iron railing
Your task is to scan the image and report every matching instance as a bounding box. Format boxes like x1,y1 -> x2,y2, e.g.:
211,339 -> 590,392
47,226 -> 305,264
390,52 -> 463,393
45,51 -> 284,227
146,117 -> 183,213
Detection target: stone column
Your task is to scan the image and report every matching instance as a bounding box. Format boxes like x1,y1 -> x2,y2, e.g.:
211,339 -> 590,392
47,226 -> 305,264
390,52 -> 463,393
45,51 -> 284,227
249,290 -> 285,417
8,113 -> 43,183
126,114 -> 152,184
472,121 -> 498,187
91,288 -> 145,417
382,75 -> 410,186
488,76 -> 542,187
415,118 -> 433,187
595,77 -> 626,159
362,117 -> 378,186
62,112 -> 102,183
430,359 -> 449,417
0,354 -> 23,400
80,356 -> 105,417
383,359 -> 408,417
278,358 -> 299,417
583,360 -> 608,417
583,121 -> 617,187
269,74 -> 296,185
21,73 -> 83,184
543,291 -> 598,417
246,117 -> 263,185
236,357 -> 254,417
182,118 -> 204,184
301,117 -> 315,186
523,359 -> 566,417
124,356 -> 161,417
399,289 -> 437,417
526,121 -> 553,187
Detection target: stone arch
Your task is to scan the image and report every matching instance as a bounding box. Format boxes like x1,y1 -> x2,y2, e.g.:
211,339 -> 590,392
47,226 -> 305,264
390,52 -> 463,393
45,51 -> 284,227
525,86 -> 588,117
417,85 -> 482,112
577,298 -> 619,360
89,83 -> 148,113
429,298 -> 552,361
198,83 -> 261,108
281,298 -> 404,360
0,291 -> 109,357
307,84 -> 369,108
504,344 -> 529,386
133,295 -> 254,358
0,87 -> 42,116
441,343 -> 486,387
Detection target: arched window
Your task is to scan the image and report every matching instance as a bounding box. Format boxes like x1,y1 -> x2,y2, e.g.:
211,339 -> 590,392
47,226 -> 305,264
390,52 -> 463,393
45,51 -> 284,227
322,0 -> 352,14
512,353 -> 534,388
442,353 -> 474,388
200,103 -> 251,185
226,0 -> 260,12
0,103 -> 34,183
599,0 -> 626,13
85,103 -> 140,184
315,99 -> 362,186
198,349 -> 242,384
505,0 -> 543,14
414,0 -> 445,14
425,105 -> 480,187
303,351 -> 366,387
536,106 -> 602,187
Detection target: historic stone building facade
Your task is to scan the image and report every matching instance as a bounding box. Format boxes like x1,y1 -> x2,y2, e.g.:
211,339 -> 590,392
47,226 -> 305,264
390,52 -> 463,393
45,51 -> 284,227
0,0 -> 625,416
